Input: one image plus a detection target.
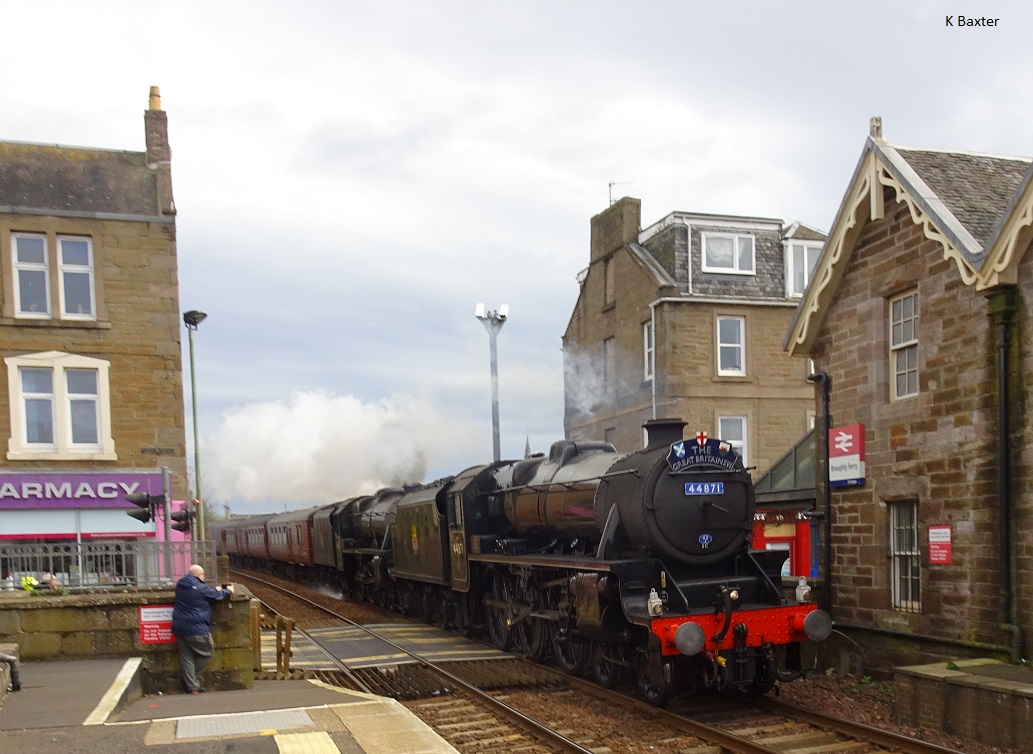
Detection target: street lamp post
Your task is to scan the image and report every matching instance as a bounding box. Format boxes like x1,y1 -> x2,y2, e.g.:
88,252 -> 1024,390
183,309 -> 207,541
475,303 -> 508,462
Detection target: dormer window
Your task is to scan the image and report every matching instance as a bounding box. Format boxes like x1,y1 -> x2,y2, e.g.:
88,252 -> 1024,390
787,241 -> 822,297
702,232 -> 755,274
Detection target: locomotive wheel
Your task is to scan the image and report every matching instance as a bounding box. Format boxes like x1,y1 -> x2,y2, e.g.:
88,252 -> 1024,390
552,630 -> 588,675
512,581 -> 550,661
638,659 -> 675,707
519,618 -> 551,662
591,643 -> 621,689
485,572 -> 513,650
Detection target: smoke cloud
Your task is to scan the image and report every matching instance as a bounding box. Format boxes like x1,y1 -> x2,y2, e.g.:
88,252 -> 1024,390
206,390 -> 480,513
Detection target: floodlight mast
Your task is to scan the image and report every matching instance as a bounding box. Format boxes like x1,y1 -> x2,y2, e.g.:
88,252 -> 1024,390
475,303 -> 508,462
183,310 -> 207,541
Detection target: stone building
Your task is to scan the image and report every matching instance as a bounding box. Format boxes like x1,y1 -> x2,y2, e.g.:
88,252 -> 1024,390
0,88 -> 187,543
784,118 -> 1033,670
563,197 -> 824,475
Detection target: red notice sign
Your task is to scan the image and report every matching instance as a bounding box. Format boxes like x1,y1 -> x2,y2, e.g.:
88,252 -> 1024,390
139,605 -> 176,644
928,525 -> 953,564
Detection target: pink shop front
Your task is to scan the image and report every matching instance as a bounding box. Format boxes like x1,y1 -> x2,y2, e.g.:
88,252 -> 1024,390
0,469 -> 189,544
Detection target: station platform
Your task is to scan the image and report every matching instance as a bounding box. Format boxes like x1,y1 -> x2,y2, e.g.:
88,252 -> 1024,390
0,656 -> 459,753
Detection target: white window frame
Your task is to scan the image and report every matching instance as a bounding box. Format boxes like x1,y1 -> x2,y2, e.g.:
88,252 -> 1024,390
890,291 -> 919,400
57,235 -> 96,320
642,321 -> 653,381
701,232 -> 755,275
716,315 -> 746,376
718,415 -> 748,466
786,241 -> 822,298
5,351 -> 115,460
12,232 -> 51,318
20,366 -> 55,448
9,233 -> 97,321
889,501 -> 921,612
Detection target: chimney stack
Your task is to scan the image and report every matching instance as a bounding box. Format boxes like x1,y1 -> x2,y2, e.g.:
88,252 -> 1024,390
590,196 -> 641,263
144,86 -> 175,216
643,418 -> 686,451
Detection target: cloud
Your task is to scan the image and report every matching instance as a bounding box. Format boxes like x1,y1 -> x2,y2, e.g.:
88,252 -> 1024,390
206,390 -> 481,512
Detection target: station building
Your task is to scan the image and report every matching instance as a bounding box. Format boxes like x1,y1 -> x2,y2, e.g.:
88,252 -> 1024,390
785,118 -> 1033,670
0,88 -> 188,546
563,197 -> 825,577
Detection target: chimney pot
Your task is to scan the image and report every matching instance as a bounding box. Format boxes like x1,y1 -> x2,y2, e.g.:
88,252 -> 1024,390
643,418 -> 687,451
149,86 -> 162,111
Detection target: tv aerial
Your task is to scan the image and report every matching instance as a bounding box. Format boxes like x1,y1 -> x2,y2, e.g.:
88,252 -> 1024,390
608,180 -> 634,205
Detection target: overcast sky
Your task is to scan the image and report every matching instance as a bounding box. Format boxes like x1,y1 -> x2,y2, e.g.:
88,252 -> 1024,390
2,1 -> 1030,513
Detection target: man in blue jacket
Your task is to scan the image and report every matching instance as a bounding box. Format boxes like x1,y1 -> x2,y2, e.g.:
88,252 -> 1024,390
172,564 -> 234,694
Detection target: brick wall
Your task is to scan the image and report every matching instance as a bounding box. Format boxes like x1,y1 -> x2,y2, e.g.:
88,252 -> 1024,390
894,661 -> 1033,750
564,201 -> 656,451
0,212 -> 187,494
811,193 -> 1003,651
656,299 -> 812,472
0,589 -> 252,694
1012,237 -> 1033,647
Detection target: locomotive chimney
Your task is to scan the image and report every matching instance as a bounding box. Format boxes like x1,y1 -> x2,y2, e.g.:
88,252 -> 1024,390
643,418 -> 686,451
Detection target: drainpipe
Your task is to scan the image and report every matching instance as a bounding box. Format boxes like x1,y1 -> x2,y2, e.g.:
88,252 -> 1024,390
987,288 -> 1023,662
649,302 -> 657,419
807,371 -> 832,618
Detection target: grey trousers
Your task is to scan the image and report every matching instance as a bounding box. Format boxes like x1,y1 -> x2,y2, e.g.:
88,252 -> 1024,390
176,633 -> 214,692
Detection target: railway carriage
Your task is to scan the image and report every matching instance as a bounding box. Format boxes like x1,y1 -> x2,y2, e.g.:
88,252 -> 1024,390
240,514 -> 273,564
266,507 -> 318,573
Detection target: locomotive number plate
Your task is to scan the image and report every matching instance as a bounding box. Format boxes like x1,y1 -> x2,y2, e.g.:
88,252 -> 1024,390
684,482 -> 724,495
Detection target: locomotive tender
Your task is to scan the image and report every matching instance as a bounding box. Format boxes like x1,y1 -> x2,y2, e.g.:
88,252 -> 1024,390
216,418 -> 831,704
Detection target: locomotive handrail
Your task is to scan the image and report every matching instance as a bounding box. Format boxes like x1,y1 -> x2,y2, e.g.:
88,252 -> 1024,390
712,587 -> 735,644
498,478 -> 606,494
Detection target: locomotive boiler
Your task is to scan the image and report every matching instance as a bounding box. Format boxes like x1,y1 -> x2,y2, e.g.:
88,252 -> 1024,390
218,418 -> 830,704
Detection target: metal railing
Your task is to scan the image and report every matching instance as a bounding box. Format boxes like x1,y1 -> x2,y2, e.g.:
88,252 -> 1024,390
0,541 -> 218,591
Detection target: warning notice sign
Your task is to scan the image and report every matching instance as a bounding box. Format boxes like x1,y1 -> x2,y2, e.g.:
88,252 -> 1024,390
139,605 -> 175,644
928,525 -> 953,565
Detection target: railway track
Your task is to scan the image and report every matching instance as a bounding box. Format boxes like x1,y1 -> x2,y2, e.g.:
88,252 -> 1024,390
232,567 -> 967,754
563,678 -> 970,754
232,569 -> 593,753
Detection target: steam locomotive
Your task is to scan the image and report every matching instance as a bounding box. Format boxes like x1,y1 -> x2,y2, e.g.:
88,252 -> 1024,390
215,418 -> 831,704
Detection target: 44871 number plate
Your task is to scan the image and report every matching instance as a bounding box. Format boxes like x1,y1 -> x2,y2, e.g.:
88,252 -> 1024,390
684,482 -> 724,495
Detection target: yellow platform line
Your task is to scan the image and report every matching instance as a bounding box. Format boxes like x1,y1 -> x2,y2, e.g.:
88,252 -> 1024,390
275,730 -> 341,753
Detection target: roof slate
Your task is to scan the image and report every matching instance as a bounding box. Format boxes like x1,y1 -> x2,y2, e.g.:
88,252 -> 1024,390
895,148 -> 1030,248
0,141 -> 159,217
785,224 -> 826,242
